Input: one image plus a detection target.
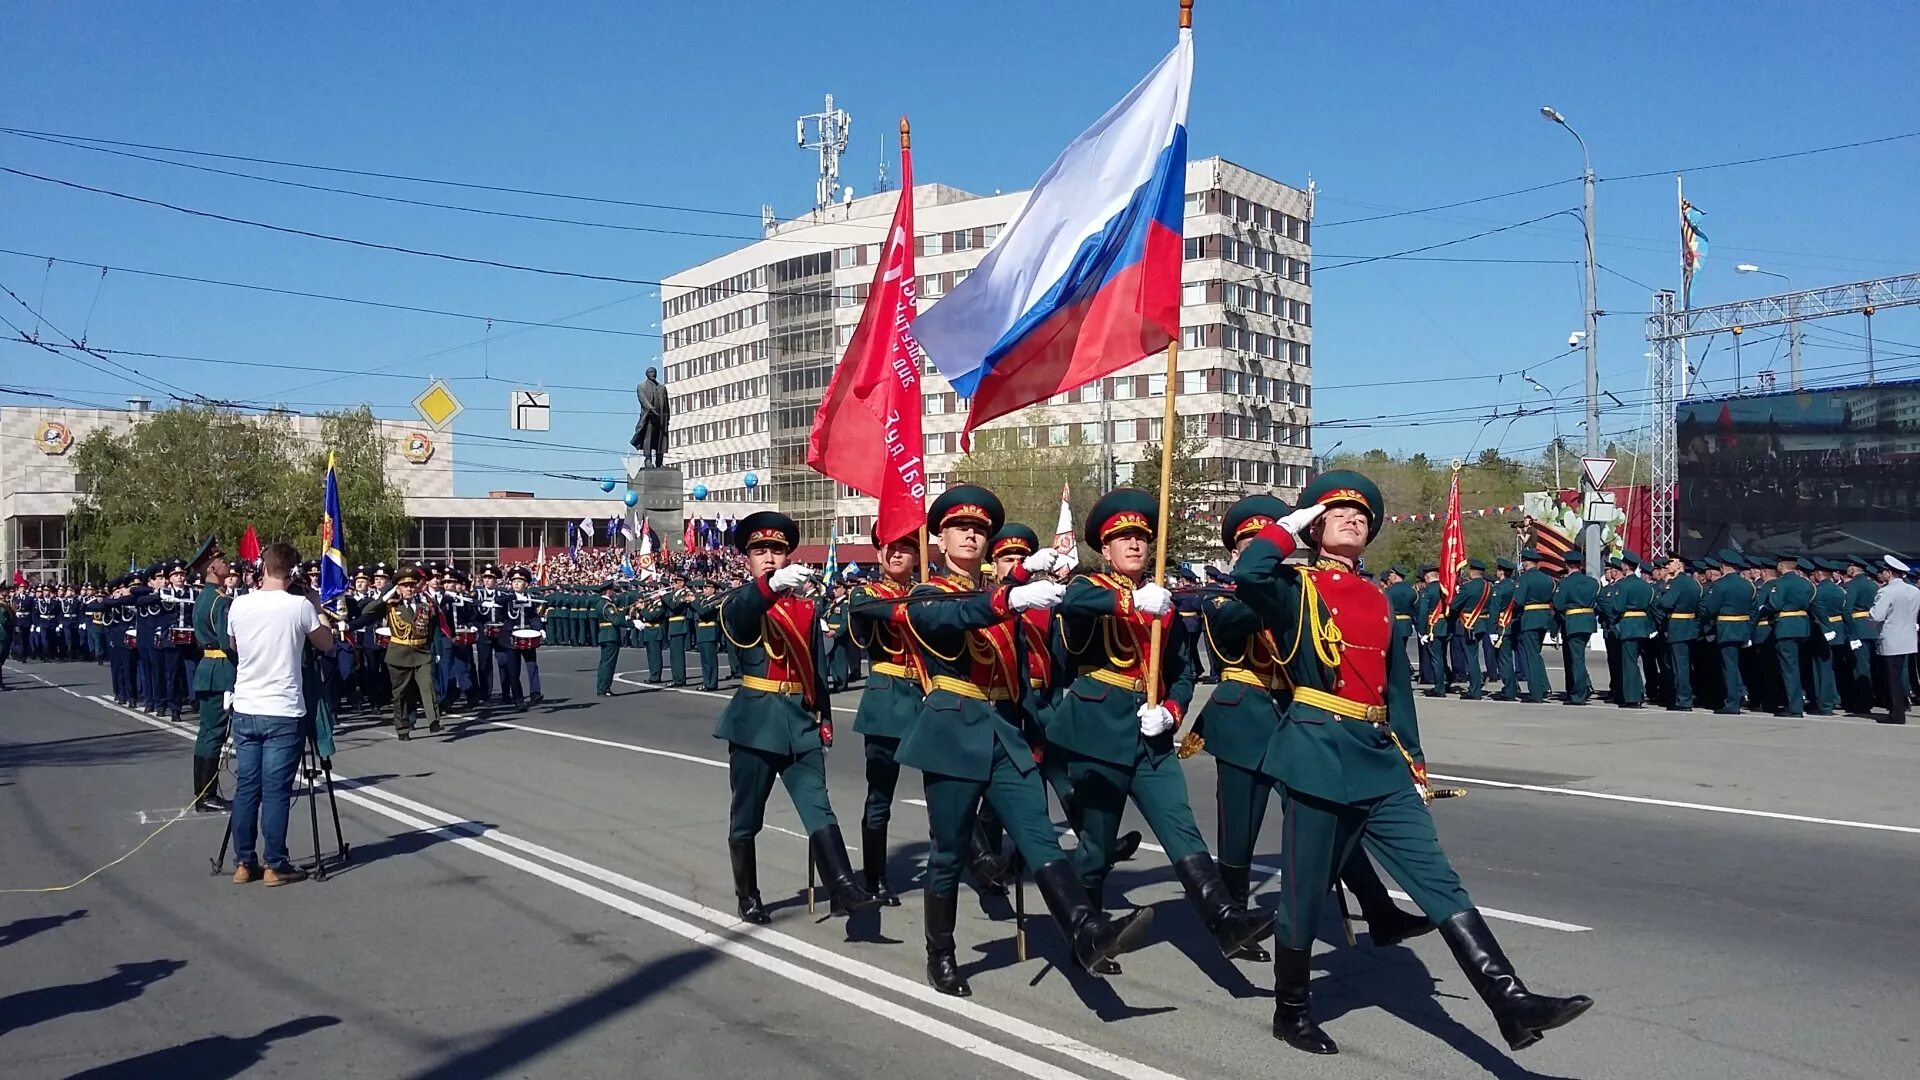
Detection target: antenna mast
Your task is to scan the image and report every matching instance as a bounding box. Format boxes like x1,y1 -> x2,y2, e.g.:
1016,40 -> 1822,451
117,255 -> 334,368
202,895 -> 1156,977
796,93 -> 852,211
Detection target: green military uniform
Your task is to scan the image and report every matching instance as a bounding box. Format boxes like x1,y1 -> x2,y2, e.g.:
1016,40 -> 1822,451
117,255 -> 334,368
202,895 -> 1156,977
1488,562 -> 1519,699
1698,553 -> 1755,714
639,591 -> 666,682
350,571 -> 439,737
1655,561 -> 1701,710
1235,471 -> 1592,1057
1747,564 -> 1779,712
663,583 -> 692,685
1843,562 -> 1880,714
1414,571 -> 1450,697
713,511 -> 872,925
898,487 -> 1153,997
846,549 -> 925,905
1808,559 -> 1847,715
1514,555 -> 1557,702
183,537 -> 232,810
592,583 -> 623,695
1765,559 -> 1814,717
1597,564 -> 1622,701
1553,555 -> 1598,704
693,584 -> 723,690
1448,563 -> 1493,700
1608,561 -> 1652,708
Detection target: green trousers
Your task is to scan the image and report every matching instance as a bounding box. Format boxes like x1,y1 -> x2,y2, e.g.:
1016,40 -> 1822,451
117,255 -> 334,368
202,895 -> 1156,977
645,639 -> 663,682
1494,635 -> 1518,699
1562,633 -> 1592,703
922,742 -> 1069,895
596,641 -> 620,694
1669,640 -> 1693,708
1717,644 -> 1744,712
1066,744 -> 1208,898
193,692 -> 229,758
1775,639 -> 1805,715
667,636 -> 688,685
1460,634 -> 1484,698
1275,784 -> 1472,951
1616,638 -> 1645,705
862,734 -> 902,831
1518,630 -> 1549,702
726,742 -> 835,845
1215,759 -> 1271,868
1805,636 -> 1839,713
700,641 -> 720,690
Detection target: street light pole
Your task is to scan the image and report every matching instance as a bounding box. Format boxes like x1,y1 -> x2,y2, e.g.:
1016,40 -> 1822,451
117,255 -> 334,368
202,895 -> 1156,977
1542,106 -> 1601,578
1736,263 -> 1799,387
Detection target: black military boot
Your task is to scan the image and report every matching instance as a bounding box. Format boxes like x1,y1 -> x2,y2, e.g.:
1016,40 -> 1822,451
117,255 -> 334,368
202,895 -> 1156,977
967,820 -> 1011,897
1438,909 -> 1593,1051
1110,830 -> 1143,862
809,825 -> 880,914
1032,859 -> 1154,975
924,891 -> 971,997
861,825 -> 900,907
196,756 -> 231,813
1218,863 -> 1271,962
1172,852 -> 1276,959
730,840 -> 770,924
1341,857 -> 1433,947
1272,946 -> 1338,1054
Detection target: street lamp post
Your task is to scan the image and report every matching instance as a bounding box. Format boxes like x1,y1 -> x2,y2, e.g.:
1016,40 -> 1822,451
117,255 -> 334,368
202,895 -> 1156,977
1541,105 -> 1601,578
1736,263 -> 1800,387
1314,438 -> 1344,475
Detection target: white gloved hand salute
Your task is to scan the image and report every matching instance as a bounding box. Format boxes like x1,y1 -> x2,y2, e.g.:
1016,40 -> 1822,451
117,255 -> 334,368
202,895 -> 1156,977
1138,703 -> 1177,736
1277,503 -> 1326,542
1133,582 -> 1172,616
1008,580 -> 1066,611
770,564 -> 817,593
1022,549 -> 1060,576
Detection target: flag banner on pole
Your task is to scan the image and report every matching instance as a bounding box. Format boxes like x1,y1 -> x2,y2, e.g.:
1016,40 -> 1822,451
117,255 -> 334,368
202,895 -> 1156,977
1681,198 -> 1708,300
320,452 -> 349,607
1437,467 -> 1466,606
534,539 -> 547,585
826,521 -> 839,582
1053,482 -> 1076,553
806,126 -> 928,546
683,517 -> 696,554
237,524 -> 260,565
636,519 -> 657,569
911,30 -> 1191,445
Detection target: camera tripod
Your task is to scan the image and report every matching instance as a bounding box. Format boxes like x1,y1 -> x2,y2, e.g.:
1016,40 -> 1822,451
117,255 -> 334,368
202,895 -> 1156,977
208,719 -> 350,880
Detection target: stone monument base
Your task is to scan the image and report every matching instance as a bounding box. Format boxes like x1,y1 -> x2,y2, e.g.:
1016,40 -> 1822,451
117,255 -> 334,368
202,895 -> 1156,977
624,458 -> 686,553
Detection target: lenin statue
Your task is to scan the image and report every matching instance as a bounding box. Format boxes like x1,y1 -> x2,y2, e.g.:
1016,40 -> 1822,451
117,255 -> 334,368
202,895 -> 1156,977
631,367 -> 671,468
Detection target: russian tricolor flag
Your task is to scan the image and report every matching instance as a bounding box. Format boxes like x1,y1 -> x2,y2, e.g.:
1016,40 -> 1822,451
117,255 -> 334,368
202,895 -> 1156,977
913,29 -> 1191,444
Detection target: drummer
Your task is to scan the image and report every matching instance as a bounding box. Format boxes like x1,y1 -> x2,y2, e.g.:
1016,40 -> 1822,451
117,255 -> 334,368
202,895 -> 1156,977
500,566 -> 547,709
474,564 -> 506,707
438,569 -> 477,715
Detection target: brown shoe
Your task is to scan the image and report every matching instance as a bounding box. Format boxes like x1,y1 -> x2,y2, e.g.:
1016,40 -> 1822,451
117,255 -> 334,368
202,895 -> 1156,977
232,863 -> 263,884
263,865 -> 309,887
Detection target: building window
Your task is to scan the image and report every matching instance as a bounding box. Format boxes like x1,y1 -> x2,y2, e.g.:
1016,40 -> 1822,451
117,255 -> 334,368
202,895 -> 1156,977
1079,421 -> 1104,444
1112,377 -> 1134,400
1147,373 -> 1166,397
1184,191 -> 1205,216
1181,371 -> 1205,394
1181,282 -> 1206,306
949,230 -> 973,252
1181,326 -> 1206,350
1184,236 -> 1206,261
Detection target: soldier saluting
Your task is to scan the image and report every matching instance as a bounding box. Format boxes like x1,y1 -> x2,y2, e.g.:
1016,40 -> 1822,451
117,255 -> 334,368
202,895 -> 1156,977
1233,471 -> 1592,1057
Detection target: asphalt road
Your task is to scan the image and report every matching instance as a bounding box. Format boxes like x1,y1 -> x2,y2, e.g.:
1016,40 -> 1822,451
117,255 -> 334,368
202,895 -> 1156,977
3,648 -> 1917,1080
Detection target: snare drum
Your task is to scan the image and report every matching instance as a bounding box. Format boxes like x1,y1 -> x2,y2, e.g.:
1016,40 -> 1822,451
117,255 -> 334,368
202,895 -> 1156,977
171,627 -> 198,646
454,628 -> 478,646
374,626 -> 392,646
124,629 -> 137,648
511,629 -> 544,652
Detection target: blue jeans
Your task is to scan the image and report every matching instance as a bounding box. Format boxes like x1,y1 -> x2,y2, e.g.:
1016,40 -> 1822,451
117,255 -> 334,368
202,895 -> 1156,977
229,711 -> 304,869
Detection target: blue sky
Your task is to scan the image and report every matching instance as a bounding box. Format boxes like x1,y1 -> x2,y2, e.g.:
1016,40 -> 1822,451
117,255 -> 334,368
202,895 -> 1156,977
4,1 -> 1916,499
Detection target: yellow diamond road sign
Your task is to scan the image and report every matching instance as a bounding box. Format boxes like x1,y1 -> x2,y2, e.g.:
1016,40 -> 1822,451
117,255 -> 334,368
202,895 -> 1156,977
413,379 -> 464,431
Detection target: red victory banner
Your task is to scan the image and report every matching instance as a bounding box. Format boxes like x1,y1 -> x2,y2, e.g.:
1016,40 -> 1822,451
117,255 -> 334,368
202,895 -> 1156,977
1437,466 -> 1467,605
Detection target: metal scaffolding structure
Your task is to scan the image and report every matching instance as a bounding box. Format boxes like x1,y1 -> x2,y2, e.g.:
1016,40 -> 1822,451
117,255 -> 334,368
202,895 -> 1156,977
1644,272 -> 1920,557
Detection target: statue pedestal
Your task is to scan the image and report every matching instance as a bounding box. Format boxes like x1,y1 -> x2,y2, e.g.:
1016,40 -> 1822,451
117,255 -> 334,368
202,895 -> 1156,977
624,458 -> 685,553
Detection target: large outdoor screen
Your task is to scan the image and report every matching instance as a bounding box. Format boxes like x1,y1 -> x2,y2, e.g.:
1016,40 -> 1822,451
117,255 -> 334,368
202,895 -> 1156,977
1676,379 -> 1920,560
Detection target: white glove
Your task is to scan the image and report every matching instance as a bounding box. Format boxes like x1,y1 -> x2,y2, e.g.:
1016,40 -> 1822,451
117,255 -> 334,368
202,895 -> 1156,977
1008,581 -> 1066,611
1824,631 -> 1837,642
770,564 -> 816,593
1138,703 -> 1177,737
1022,549 -> 1060,576
1276,503 -> 1326,541
1134,582 -> 1172,616
1650,630 -> 1662,639
1418,634 -> 1431,646
1850,639 -> 1862,651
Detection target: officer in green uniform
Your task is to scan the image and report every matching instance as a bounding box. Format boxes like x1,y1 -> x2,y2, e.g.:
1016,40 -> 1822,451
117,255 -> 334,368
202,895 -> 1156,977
1381,566 -> 1417,686
664,574 -> 693,686
1197,495 -> 1429,965
1487,560 -> 1518,700
1842,557 -> 1881,715
1698,550 -> 1754,714
1234,471 -> 1592,1057
846,526 -> 925,907
896,486 -> 1154,996
1609,553 -> 1652,708
713,511 -> 874,924
693,580 -> 723,690
592,580 -> 623,696
1744,558 -> 1777,712
1765,554 -> 1814,717
1051,488 -> 1272,970
638,588 -> 666,682
1807,558 -> 1847,716
1514,550 -> 1556,702
1598,558 -> 1623,701
1553,552 -> 1598,705
1654,555 -> 1700,710
1414,566 -> 1450,696
185,536 -> 233,812
1448,560 -> 1493,700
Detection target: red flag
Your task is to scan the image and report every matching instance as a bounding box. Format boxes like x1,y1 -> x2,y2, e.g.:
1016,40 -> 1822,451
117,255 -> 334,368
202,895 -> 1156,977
805,119 -> 927,546
237,524 -> 260,564
11,569 -> 25,588
1437,468 -> 1467,606
683,517 -> 696,554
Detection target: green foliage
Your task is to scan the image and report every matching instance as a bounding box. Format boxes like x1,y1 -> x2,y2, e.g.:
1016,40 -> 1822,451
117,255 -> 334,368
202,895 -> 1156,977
954,409 -> 1103,558
67,405 -> 406,575
1320,446 -> 1555,572
1132,435 -> 1218,565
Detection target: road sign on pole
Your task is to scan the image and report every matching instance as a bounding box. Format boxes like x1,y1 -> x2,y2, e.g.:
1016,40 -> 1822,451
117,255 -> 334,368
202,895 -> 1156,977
413,379 -> 464,431
510,390 -> 551,431
1580,456 -> 1616,491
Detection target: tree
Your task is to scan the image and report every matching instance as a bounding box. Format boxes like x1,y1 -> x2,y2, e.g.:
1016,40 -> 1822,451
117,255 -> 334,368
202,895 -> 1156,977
954,409 -> 1103,557
1321,447 -> 1544,574
67,405 -> 406,576
1132,435 -> 1218,565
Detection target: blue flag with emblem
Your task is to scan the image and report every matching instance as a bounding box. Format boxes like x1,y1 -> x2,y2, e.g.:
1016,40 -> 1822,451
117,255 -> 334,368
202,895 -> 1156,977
319,451 -> 349,608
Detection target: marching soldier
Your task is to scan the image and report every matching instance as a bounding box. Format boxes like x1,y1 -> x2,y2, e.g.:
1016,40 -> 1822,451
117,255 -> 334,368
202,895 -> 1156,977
1765,555 -> 1814,717
350,568 -> 440,739
1608,553 -> 1652,708
473,565 -> 505,707
1843,556 -> 1880,715
1513,550 -> 1556,703
712,511 -> 876,924
437,570 -> 476,714
1698,550 -> 1755,714
667,574 -> 695,687
1808,558 -> 1847,716
693,580 -> 723,690
845,527 -> 925,906
1415,566 -> 1450,697
594,580 -> 624,696
500,566 -> 547,707
1489,559 -> 1519,700
1050,489 -> 1272,970
640,587 -> 666,683
186,537 -> 234,811
1195,495 -> 1429,966
1553,552 -> 1598,705
894,487 -> 1152,996
1233,470 -> 1592,1056
1654,555 -> 1700,711
1448,559 -> 1493,700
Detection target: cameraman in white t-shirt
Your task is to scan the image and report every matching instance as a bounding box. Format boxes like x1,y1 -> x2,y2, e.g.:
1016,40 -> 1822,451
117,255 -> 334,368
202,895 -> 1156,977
225,542 -> 338,885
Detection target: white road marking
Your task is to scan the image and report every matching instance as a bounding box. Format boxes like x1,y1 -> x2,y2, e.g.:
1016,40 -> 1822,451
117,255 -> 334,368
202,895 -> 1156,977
1426,771 -> 1920,836
70,690 -> 1182,1080
613,670 -> 860,714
